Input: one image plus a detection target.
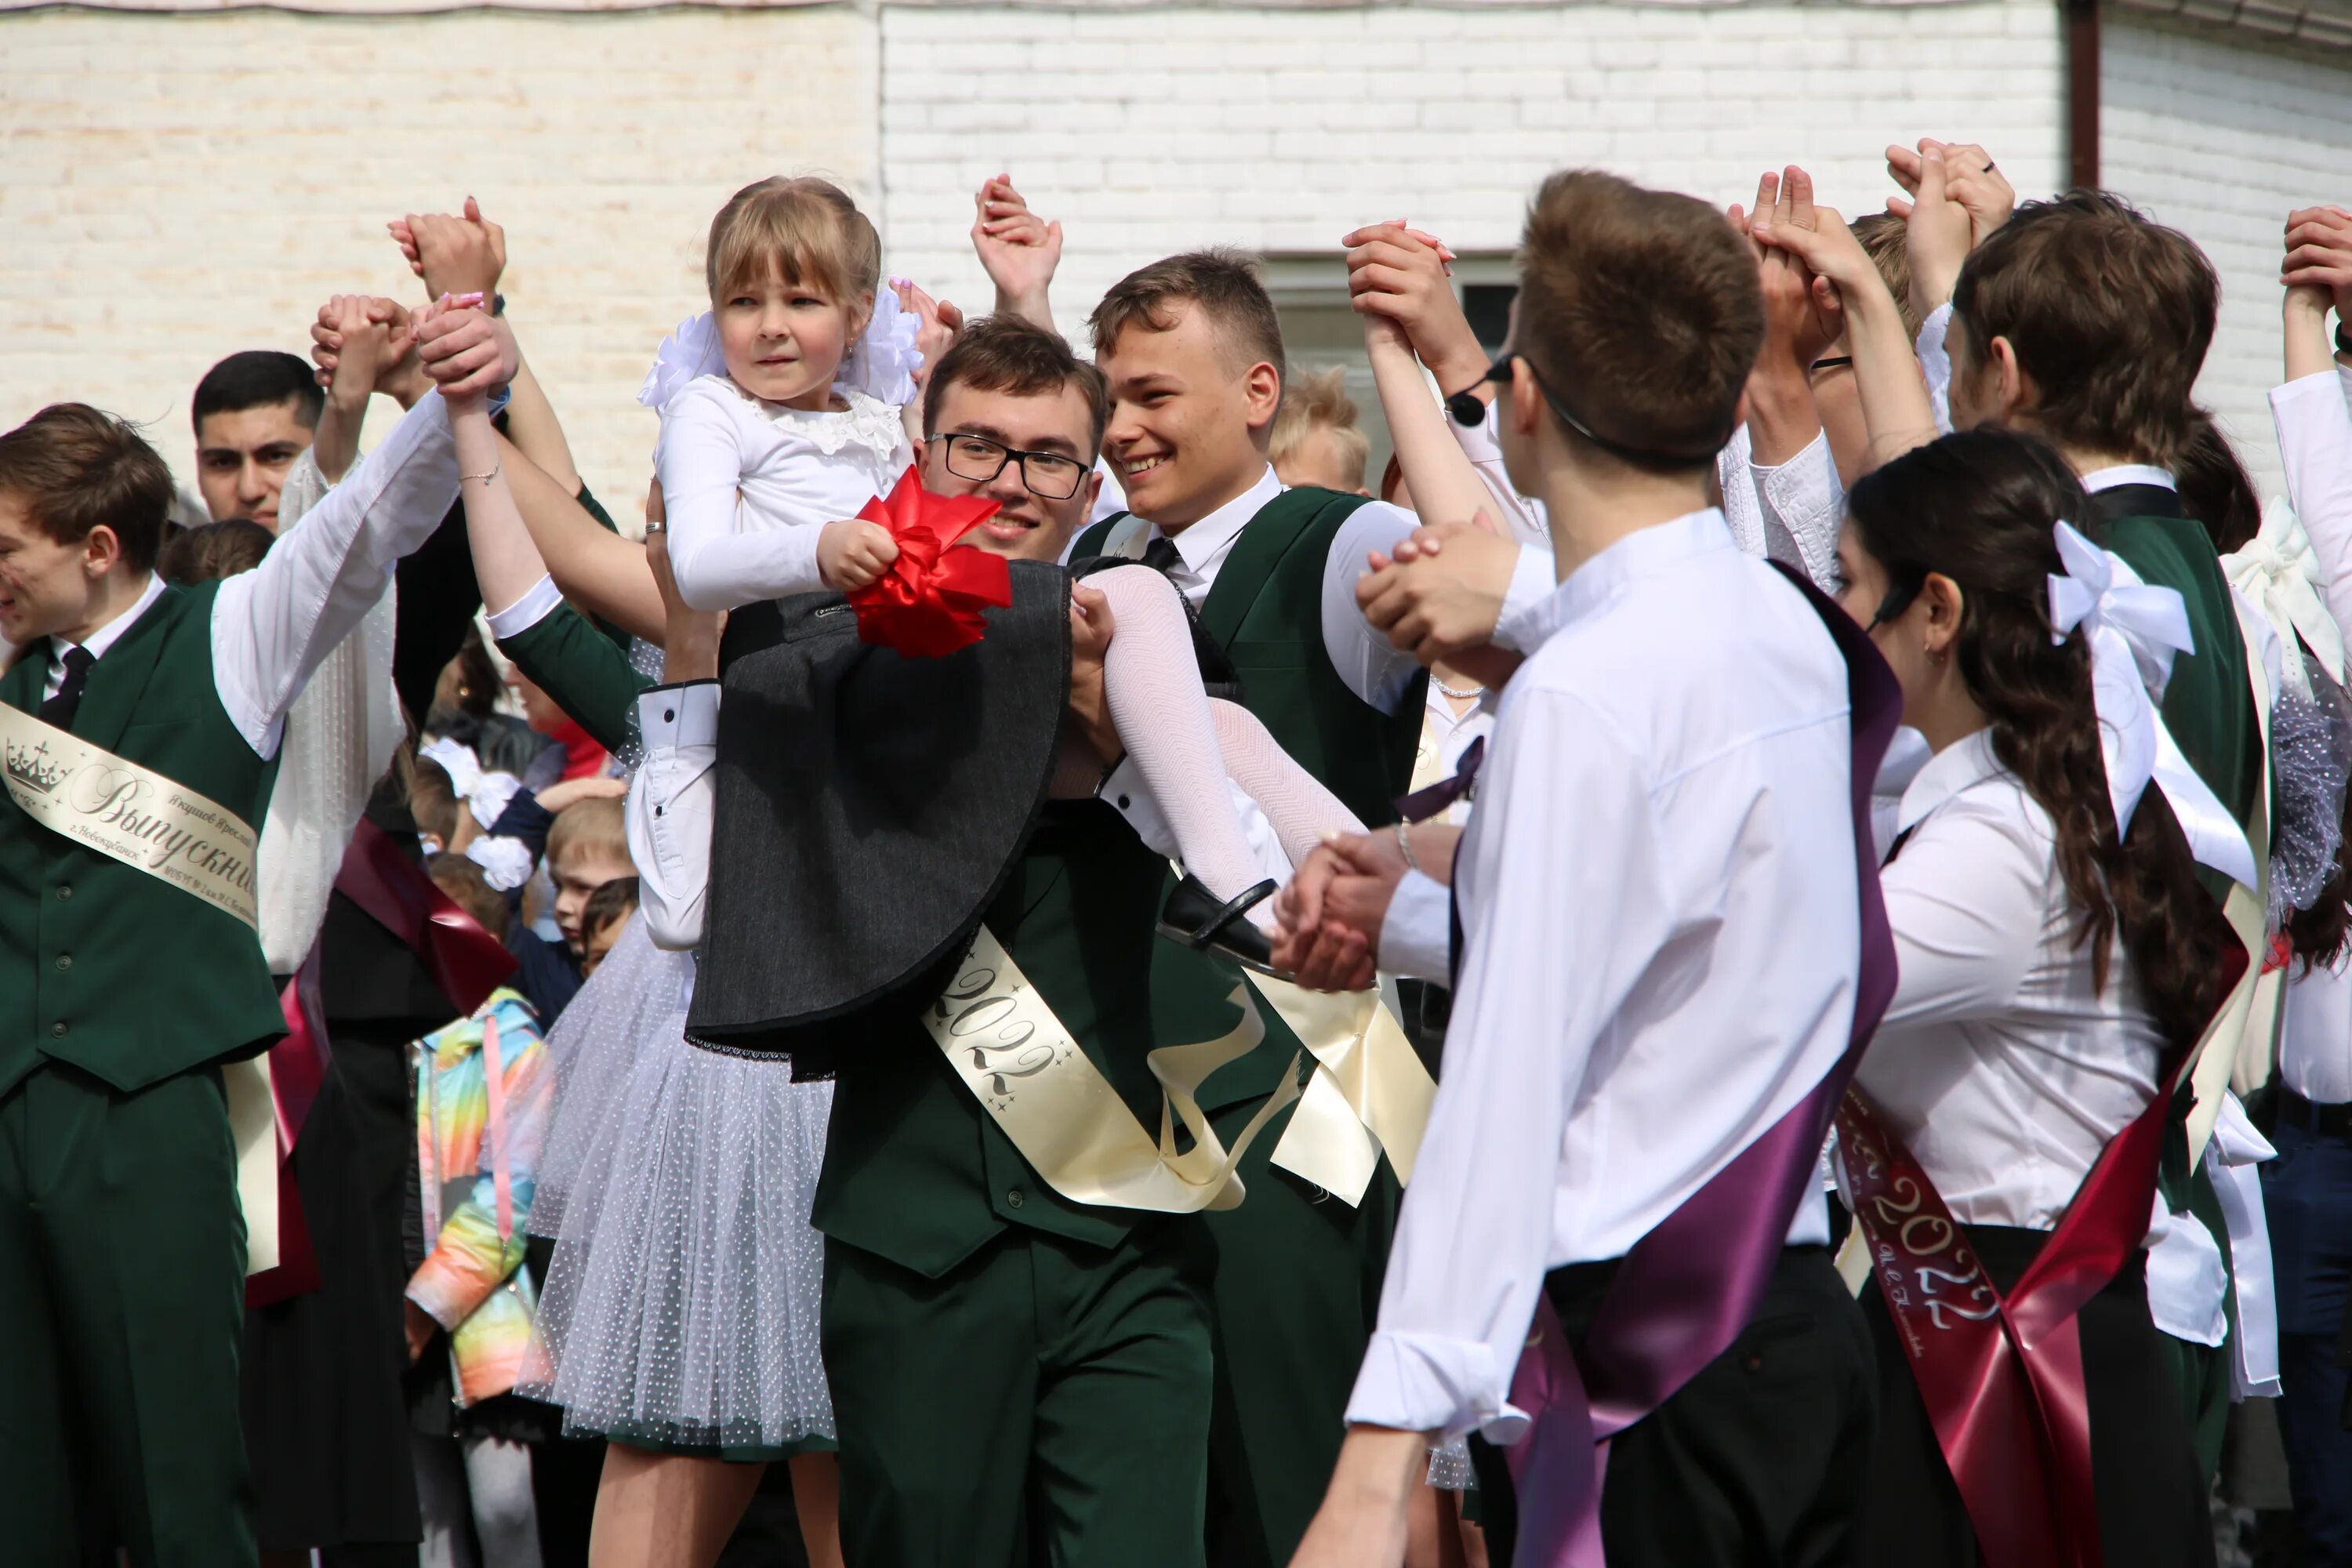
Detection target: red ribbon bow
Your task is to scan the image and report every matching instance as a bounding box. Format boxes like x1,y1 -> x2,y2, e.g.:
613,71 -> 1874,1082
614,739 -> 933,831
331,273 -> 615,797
844,470 -> 1014,659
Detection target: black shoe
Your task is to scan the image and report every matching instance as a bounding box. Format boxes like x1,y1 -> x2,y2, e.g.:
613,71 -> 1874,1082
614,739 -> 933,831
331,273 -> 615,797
1156,875 -> 1292,981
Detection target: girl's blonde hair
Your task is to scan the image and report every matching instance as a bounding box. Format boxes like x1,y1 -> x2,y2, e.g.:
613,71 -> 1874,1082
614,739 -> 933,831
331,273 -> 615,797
706,176 -> 882,309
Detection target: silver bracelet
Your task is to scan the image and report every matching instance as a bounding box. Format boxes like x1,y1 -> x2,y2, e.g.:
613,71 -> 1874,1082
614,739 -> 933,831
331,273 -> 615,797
459,461 -> 501,486
1394,819 -> 1420,876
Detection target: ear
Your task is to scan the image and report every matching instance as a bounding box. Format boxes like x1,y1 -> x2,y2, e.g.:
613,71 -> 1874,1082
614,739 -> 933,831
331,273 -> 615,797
82,524 -> 125,578
1508,358 -> 1544,440
1731,387 -> 1753,432
849,289 -> 876,341
1988,336 -> 2030,419
1919,572 -> 1967,657
1080,466 -> 1103,515
1241,360 -> 1283,434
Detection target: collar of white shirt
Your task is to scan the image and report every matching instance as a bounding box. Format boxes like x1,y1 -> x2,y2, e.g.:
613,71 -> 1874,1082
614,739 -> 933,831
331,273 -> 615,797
50,568 -> 168,686
1145,464 -> 1283,586
1896,727 -> 2005,833
1512,506 -> 1733,652
2078,463 -> 2176,494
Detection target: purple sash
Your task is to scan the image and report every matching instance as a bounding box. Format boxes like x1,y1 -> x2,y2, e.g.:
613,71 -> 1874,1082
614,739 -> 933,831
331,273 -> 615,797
1501,564 -> 1902,1565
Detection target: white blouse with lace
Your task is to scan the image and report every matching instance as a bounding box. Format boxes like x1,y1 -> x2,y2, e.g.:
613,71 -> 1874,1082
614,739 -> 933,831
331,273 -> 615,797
656,372 -> 914,614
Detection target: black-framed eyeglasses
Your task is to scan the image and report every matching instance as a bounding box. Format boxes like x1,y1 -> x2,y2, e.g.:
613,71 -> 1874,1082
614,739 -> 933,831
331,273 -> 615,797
1446,351 -> 1725,469
935,432 -> 1089,501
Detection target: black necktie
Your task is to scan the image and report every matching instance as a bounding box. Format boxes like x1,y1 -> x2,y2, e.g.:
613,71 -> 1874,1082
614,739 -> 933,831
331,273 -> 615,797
40,645 -> 95,731
1143,535 -> 1184,578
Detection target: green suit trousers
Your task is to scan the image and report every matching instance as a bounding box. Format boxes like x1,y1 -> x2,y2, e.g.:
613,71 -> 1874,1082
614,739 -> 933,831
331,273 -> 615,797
0,1061 -> 256,1566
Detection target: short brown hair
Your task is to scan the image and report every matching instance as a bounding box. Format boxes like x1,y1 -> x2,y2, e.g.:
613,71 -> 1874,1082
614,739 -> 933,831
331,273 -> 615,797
1269,368 -> 1370,490
921,315 -> 1111,456
408,755 -> 461,848
158,518 -> 274,585
706,176 -> 881,309
1951,190 -> 2216,470
546,795 -> 629,872
1848,212 -> 1921,343
1088,249 -> 1286,388
1513,170 -> 1761,472
426,851 -> 512,943
0,403 -> 175,573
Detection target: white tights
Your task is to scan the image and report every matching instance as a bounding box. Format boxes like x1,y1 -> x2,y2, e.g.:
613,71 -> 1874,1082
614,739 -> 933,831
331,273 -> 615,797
1089,566 -> 1367,922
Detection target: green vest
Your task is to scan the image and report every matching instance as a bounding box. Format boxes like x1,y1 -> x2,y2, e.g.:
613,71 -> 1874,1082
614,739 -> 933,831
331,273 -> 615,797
811,800 -> 1229,1278
0,581 -> 285,1097
1073,485 -> 1430,1109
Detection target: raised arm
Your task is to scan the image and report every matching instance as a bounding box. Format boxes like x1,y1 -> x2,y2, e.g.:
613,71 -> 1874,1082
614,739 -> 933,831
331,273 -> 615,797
2275,205 -> 2352,640
971,174 -> 1063,333
211,304 -> 511,753
1345,223 -> 1494,533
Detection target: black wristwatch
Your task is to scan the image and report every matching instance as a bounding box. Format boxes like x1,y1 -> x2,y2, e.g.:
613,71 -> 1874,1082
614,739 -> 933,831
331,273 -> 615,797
491,292 -> 507,319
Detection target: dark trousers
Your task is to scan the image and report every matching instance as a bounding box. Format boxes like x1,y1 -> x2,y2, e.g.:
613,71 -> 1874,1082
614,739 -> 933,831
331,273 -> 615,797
1199,1091 -> 1397,1568
1472,1245 -> 1875,1566
0,1062 -> 256,1566
2265,1115 -> 2352,1564
1853,1229 -> 2213,1568
822,1222 -> 1214,1568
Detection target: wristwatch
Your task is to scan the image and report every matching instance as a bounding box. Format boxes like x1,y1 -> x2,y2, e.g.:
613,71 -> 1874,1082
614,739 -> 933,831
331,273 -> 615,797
491,292 -> 507,319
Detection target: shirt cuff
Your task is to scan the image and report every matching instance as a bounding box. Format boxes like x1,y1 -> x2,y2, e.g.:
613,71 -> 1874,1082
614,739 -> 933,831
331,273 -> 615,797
1098,756 -> 1176,861
1378,869 -> 1454,982
1489,543 -> 1556,655
636,681 -> 721,753
485,574 -> 564,641
1346,1330 -> 1521,1446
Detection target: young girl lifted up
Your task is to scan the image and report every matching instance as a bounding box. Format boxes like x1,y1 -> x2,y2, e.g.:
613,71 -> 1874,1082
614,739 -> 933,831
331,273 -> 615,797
648,176 -> 1363,960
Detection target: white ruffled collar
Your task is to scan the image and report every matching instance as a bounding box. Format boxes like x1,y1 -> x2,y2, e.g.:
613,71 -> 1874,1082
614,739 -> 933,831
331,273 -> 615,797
739,380 -> 904,461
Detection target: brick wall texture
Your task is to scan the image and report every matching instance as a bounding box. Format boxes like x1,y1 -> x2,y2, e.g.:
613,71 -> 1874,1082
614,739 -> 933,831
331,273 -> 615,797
2,2 -> 2345,512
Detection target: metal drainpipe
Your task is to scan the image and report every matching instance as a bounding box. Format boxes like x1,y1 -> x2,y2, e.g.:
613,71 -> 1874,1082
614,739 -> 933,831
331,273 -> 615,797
2067,0 -> 2103,189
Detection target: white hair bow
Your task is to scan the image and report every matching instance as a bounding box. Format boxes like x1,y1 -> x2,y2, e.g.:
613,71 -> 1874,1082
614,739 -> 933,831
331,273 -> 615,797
2223,496 -> 2346,702
2048,520 -> 2258,888
638,311 -> 724,414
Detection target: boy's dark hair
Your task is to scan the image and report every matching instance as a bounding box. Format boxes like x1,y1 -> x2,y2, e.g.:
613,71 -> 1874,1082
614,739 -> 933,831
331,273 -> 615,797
583,875 -> 641,936
408,757 -> 461,849
922,315 -> 1112,457
192,350 -> 325,433
1088,249 -> 1287,390
1512,169 -> 1762,474
1950,190 -> 2216,471
426,851 -> 513,942
158,518 -> 274,584
0,403 -> 176,574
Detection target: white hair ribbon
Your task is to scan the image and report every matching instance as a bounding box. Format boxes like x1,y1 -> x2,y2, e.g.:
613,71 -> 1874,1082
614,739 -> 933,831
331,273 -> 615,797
2222,495 -> 2346,702
2048,520 -> 2258,889
638,311 -> 724,415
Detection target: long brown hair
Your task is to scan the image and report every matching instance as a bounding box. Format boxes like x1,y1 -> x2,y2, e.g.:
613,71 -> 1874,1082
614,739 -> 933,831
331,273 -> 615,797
1846,429 -> 2230,1047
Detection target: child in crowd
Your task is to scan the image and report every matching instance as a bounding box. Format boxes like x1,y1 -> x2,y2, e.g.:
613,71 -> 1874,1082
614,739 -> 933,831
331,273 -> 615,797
649,175 -> 1362,938
1270,368 -> 1373,495
543,795 -> 633,960
578,875 -> 639,978
405,982 -> 556,1568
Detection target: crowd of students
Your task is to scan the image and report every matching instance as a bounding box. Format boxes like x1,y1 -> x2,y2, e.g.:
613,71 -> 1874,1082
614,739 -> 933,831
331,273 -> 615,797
2,130 -> 2351,1568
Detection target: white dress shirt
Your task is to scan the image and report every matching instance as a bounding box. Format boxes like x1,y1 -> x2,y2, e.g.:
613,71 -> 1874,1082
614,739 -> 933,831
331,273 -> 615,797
42,394 -> 459,758
1715,425 -> 1844,590
659,374 -> 913,613
2079,463 -> 2179,496
1347,508 -> 1860,1443
1448,400 -> 1550,550
1856,728 -> 2164,1229
1917,302 -> 1955,437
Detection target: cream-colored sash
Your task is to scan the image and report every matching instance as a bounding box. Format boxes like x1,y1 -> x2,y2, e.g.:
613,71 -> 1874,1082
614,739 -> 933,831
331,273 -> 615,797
926,925 -> 1301,1213
1251,975 -> 1436,1204
1,702 -> 260,929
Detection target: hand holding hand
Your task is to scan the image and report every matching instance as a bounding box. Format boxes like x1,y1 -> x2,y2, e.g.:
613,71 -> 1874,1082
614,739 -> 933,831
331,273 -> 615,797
1341,222 -> 1485,394
971,175 -> 1064,315
817,517 -> 899,592
316,293 -> 400,408
1886,140 -> 2013,245
1887,140 -> 1992,318
1356,517 -> 1520,662
312,296 -> 428,407
1271,833 -> 1403,993
2283,205 -> 2352,325
1738,167 -> 1844,373
390,196 -> 506,303
647,481 -> 728,682
1065,582 -> 1120,764
414,293 -> 518,406
893,280 -> 966,392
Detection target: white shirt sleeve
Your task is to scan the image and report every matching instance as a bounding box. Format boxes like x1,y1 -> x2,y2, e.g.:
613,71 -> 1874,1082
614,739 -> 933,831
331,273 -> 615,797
2270,367 -> 2352,646
211,392 -> 460,757
1450,401 -> 1549,548
1716,424 -> 1767,558
626,681 -> 721,949
1917,303 -> 1955,437
484,573 -> 564,639
1096,762 -> 1290,884
1348,693 -> 1667,1441
1876,794 -> 2047,1031
1318,502 -> 1558,712
1377,868 -> 1454,982
1753,430 -> 1846,593
657,385 -> 829,612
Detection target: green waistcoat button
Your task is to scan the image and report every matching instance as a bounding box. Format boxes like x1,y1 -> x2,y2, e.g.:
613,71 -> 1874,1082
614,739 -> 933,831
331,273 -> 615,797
50,1021 -> 67,1038
56,884 -> 71,901
1005,1189 -> 1025,1209
54,953 -> 71,972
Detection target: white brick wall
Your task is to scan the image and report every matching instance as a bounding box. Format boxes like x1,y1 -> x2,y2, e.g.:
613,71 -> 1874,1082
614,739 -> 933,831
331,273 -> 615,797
0,5 -> 876,519
880,2 -> 2066,350
2101,20 -> 2352,497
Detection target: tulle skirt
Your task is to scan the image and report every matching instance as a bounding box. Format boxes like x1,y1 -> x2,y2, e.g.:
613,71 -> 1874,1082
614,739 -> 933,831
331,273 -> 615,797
521,916 -> 835,1452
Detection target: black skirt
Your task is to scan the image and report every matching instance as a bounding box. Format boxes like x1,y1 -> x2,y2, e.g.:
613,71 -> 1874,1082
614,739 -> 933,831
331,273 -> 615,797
1851,1225 -> 2216,1568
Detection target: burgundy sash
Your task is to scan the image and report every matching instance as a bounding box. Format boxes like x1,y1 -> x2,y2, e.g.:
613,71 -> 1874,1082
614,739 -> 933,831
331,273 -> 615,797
1836,928 -> 2241,1567
244,816 -> 517,1307
1501,565 -> 1902,1566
